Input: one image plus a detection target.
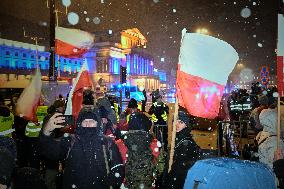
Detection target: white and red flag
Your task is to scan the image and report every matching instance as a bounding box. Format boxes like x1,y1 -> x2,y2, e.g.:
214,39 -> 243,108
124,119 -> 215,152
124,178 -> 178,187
55,27 -> 95,57
16,68 -> 42,123
277,14 -> 284,97
176,29 -> 239,119
65,62 -> 93,121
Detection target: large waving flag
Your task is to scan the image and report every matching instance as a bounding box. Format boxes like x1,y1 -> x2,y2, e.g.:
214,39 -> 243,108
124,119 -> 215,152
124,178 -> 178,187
65,62 -> 93,121
16,68 -> 42,123
176,29 -> 239,119
277,14 -> 284,97
55,27 -> 95,57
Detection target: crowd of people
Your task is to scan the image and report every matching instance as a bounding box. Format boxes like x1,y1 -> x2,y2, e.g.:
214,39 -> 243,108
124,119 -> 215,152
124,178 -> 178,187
0,84 -> 284,189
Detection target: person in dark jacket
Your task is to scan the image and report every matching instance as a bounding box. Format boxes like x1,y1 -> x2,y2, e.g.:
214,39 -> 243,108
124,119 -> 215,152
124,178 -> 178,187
163,107 -> 202,189
148,92 -> 169,150
0,147 -> 15,189
40,110 -> 125,189
274,149 -> 284,189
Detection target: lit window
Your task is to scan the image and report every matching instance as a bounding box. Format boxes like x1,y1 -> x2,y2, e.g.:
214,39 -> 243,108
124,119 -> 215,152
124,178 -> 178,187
5,60 -> 9,67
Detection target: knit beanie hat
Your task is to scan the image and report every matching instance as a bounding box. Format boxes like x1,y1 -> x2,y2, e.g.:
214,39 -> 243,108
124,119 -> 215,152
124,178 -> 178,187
128,98 -> 138,109
258,95 -> 268,106
76,111 -> 99,128
82,89 -> 95,105
0,147 -> 15,186
178,106 -> 192,127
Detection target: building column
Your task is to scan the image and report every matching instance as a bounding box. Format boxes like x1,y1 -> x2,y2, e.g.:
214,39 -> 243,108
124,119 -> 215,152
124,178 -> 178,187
83,49 -> 97,74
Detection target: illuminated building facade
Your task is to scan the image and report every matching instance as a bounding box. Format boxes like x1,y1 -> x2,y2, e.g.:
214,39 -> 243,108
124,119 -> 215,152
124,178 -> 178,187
120,28 -> 147,49
0,38 -> 85,84
1,27 -> 161,91
92,28 -> 160,91
92,41 -> 159,91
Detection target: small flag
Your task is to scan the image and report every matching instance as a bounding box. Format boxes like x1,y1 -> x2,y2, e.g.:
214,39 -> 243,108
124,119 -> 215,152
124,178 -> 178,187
65,62 -> 93,121
16,68 -> 42,123
277,14 -> 284,97
55,27 -> 95,57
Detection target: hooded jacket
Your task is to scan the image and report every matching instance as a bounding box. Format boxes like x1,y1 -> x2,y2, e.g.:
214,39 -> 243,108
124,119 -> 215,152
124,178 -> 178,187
40,111 -> 124,189
257,108 -> 284,169
163,127 -> 202,189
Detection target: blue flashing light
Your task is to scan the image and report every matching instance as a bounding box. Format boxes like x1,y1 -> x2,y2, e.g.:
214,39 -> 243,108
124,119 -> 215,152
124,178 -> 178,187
118,84 -> 122,89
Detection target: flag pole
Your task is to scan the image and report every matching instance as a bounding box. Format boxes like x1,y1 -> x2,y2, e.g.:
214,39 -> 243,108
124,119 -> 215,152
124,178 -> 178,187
168,98 -> 179,173
277,96 -> 281,149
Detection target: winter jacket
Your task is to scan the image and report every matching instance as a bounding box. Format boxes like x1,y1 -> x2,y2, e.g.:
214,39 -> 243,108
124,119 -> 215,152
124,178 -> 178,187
163,127 -> 202,189
273,159 -> 284,189
40,127 -> 124,189
257,108 -> 284,169
249,105 -> 267,131
148,102 -> 169,125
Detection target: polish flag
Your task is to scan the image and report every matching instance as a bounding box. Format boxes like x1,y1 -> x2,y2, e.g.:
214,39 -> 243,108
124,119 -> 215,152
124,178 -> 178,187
176,29 -> 239,119
277,14 -> 284,97
65,62 -> 93,121
55,27 -> 95,57
16,68 -> 42,123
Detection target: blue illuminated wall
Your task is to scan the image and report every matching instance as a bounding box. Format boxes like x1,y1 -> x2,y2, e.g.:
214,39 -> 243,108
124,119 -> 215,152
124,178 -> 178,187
154,70 -> 167,82
107,53 -> 153,76
124,53 -> 153,75
0,44 -> 84,74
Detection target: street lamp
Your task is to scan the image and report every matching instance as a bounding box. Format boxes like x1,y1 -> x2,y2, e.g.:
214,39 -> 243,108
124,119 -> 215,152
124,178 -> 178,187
196,28 -> 209,35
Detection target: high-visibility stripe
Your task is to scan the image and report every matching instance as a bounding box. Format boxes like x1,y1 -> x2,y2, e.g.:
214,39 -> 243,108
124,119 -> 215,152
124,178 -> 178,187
0,129 -> 15,135
25,127 -> 42,133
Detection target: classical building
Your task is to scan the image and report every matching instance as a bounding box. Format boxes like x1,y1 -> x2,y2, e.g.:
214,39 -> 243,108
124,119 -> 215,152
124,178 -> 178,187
90,28 -> 160,91
0,38 -> 85,78
0,28 -> 161,91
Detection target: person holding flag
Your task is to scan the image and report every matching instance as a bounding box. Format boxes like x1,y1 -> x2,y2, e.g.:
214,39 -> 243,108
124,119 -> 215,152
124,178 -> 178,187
167,28 -> 239,188
163,107 -> 202,189
64,61 -> 93,130
15,68 -> 44,169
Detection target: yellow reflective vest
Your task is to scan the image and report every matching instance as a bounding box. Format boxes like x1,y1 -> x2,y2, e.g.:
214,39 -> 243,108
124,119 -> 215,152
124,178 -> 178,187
0,112 -> 14,137
25,106 -> 48,138
150,102 -> 168,123
113,103 -> 120,123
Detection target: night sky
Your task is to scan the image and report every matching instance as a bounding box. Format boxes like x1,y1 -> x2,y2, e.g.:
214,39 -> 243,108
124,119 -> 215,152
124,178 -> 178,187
0,0 -> 279,78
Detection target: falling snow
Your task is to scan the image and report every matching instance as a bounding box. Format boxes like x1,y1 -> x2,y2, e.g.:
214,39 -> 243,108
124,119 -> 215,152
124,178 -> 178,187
240,7 -> 251,18
67,12 -> 79,25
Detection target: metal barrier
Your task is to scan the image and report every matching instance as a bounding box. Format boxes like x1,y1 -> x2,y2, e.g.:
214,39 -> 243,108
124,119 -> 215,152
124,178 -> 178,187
217,119 -> 253,157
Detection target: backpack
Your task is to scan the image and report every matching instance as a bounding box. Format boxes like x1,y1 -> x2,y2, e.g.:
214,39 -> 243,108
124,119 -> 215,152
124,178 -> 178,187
124,130 -> 156,189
